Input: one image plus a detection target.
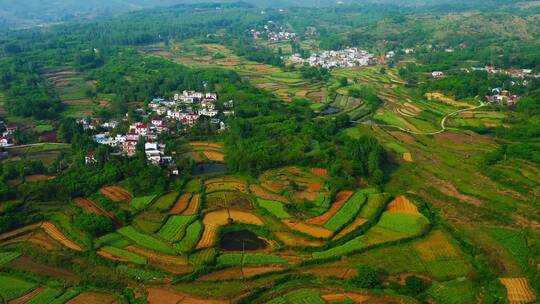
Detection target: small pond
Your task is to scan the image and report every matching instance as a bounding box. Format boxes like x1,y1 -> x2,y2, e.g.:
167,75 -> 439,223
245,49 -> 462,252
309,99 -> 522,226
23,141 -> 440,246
192,163 -> 228,176
320,106 -> 340,115
218,230 -> 268,251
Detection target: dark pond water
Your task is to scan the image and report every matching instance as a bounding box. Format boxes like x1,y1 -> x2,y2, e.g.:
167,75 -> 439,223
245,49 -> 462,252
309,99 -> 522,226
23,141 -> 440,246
320,106 -> 340,115
192,163 -> 228,176
218,230 -> 268,251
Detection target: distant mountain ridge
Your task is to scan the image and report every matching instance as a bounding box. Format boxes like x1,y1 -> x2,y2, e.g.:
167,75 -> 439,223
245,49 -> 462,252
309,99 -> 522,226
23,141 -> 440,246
0,0 -> 530,29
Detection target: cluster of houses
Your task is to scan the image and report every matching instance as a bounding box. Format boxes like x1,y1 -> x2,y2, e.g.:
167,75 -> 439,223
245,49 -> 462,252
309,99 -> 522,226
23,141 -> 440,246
83,90 -> 232,172
149,90 -> 233,129
0,121 -> 17,148
467,66 -> 540,79
290,48 -> 375,68
250,21 -> 296,42
486,88 -> 520,106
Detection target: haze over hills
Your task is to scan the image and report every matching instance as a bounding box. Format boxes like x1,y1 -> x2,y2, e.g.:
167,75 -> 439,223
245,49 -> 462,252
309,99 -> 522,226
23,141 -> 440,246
0,0 -> 532,28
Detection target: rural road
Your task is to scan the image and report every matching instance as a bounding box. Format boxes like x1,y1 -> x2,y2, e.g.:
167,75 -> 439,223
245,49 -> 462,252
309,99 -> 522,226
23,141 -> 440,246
5,142 -> 69,150
357,102 -> 486,135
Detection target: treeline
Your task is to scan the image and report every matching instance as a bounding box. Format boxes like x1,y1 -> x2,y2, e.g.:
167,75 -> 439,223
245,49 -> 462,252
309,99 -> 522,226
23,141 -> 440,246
87,51 -> 251,115
419,70 -> 535,100
225,97 -> 387,187
0,57 -> 63,118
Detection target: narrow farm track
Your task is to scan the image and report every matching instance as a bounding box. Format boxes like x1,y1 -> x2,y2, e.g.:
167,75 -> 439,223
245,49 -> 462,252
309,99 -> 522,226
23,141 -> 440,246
357,102 -> 486,135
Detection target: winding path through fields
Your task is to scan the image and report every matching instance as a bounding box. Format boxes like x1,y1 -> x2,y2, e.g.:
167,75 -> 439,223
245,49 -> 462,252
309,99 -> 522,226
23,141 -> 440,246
357,102 -> 486,135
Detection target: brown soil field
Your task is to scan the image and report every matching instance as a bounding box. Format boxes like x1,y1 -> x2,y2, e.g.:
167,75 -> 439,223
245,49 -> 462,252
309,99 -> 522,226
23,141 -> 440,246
425,92 -> 471,108
206,182 -> 248,194
204,176 -> 245,185
0,223 -> 45,241
499,278 -> 536,304
170,193 -> 192,214
197,209 -> 264,248
125,245 -> 188,266
403,152 -> 414,162
62,98 -> 94,105
97,250 -> 129,263
386,196 -> 419,214
310,168 -> 329,179
25,174 -> 56,182
322,292 -> 407,304
274,232 -> 323,247
41,222 -> 83,251
67,292 -> 118,304
74,197 -> 115,220
3,231 -> 61,250
100,186 -> 133,202
307,191 -> 353,225
198,266 -> 284,281
188,142 -> 223,149
334,217 -> 368,239
205,191 -> 252,210
9,287 -> 45,304
282,220 -> 333,239
8,256 -> 79,282
146,287 -> 228,304
249,184 -> 288,203
183,194 -> 201,215
414,230 -> 460,261
203,151 -> 225,162
183,151 -> 205,162
303,267 -> 357,279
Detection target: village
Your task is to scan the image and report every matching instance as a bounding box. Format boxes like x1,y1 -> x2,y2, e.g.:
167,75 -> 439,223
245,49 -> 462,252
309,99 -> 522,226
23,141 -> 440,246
250,21 -> 296,42
0,120 -> 17,148
289,47 -> 376,68
80,90 -> 233,172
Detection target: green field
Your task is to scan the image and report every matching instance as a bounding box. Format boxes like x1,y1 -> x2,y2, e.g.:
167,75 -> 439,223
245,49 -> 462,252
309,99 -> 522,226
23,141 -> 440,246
158,215 -> 196,242
49,289 -> 80,304
217,253 -> 287,267
174,220 -> 203,252
101,246 -> 147,265
267,289 -> 326,304
96,233 -> 132,248
117,265 -> 162,281
152,191 -> 179,211
189,248 -> 217,266
314,212 -> 429,259
0,275 -> 38,301
427,279 -> 477,304
130,195 -> 157,210
324,191 -> 366,231
26,287 -> 62,304
0,251 -> 21,266
117,226 -> 176,255
257,198 -> 291,219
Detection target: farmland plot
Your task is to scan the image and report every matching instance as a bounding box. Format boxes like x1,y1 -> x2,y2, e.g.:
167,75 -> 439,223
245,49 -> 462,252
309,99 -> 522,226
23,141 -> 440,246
100,186 -> 133,202
152,192 -> 179,211
256,198 -> 291,219
169,193 -> 192,214
217,253 -> 287,267
324,191 -> 367,231
0,275 -> 38,302
307,191 -> 353,225
499,278 -> 536,304
158,215 -> 196,242
118,226 -> 176,255
313,211 -> 429,259
197,209 -> 264,248
0,251 -> 21,266
100,246 -> 147,264
175,220 -> 203,252
25,287 -> 63,304
130,195 -> 157,210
